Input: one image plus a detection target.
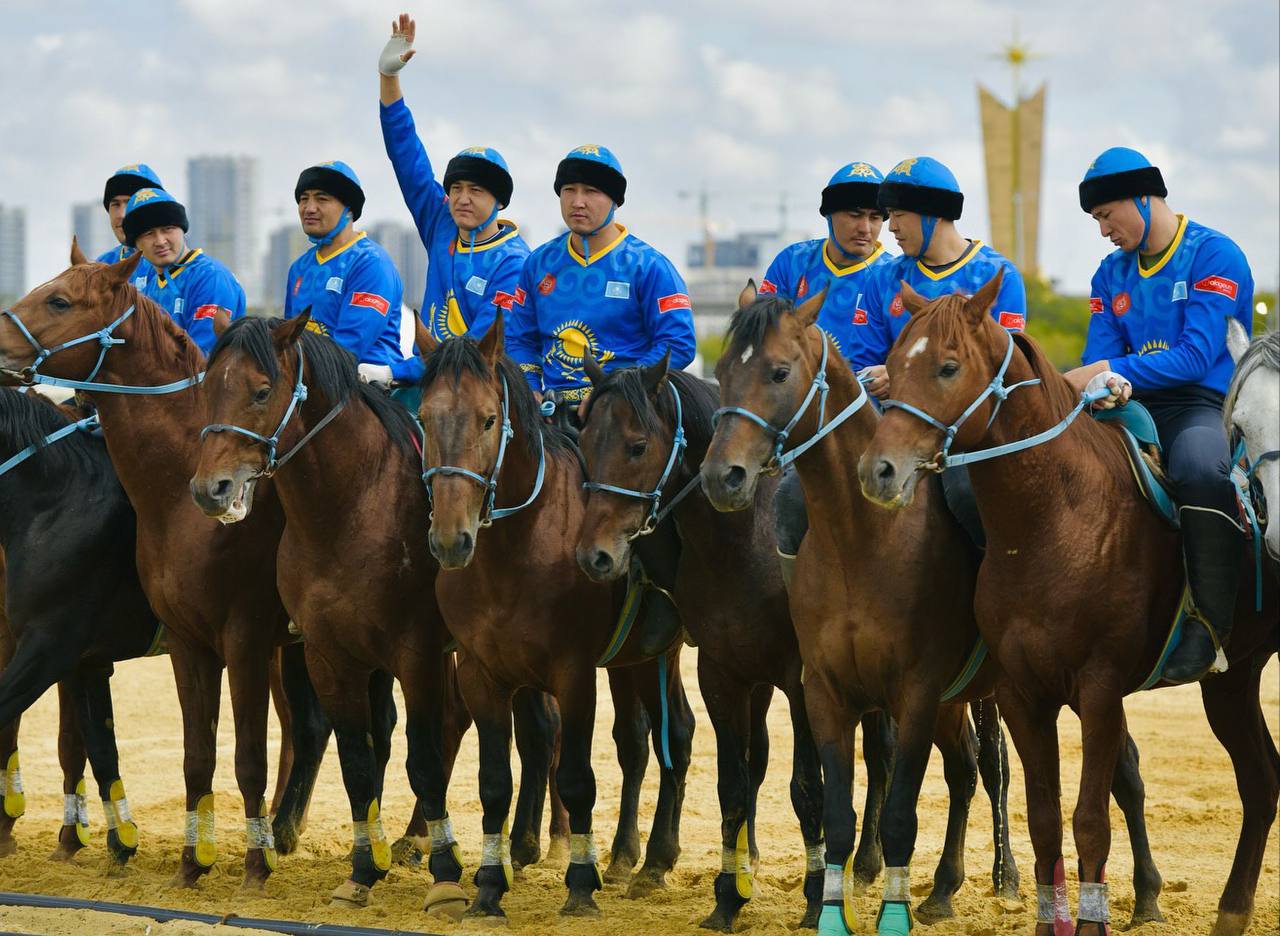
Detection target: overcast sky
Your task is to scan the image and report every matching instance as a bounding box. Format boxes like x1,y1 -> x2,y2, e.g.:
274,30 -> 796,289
3,0 -> 1277,299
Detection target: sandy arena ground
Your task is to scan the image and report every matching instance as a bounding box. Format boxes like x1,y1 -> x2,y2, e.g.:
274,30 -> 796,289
0,653 -> 1275,936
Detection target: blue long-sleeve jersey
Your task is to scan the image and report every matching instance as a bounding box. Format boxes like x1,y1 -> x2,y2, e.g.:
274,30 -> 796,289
139,248 -> 245,356
761,239 -> 893,370
862,241 -> 1027,364
506,227 -> 697,398
284,232 -> 405,367
380,98 -> 530,382
97,244 -> 154,291
1081,216 -> 1253,396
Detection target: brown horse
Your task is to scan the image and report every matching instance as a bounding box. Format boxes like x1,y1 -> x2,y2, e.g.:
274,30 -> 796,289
575,356 -> 911,930
414,315 -> 694,922
701,285 -> 1162,936
859,272 -> 1278,936
0,248 -> 333,888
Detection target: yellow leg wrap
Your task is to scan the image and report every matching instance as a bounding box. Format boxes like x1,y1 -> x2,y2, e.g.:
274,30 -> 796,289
2,752 -> 24,819
105,779 -> 139,850
841,851 -> 858,932
186,792 -> 217,868
73,778 -> 91,846
367,800 -> 391,873
734,822 -> 754,899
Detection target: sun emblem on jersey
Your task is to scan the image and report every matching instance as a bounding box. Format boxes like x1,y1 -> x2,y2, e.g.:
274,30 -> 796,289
819,327 -> 844,357
304,319 -> 331,338
131,188 -> 159,203
572,144 -> 603,157
548,320 -> 614,375
1138,339 -> 1170,356
891,158 -> 918,177
846,162 -> 877,178
430,293 -> 469,339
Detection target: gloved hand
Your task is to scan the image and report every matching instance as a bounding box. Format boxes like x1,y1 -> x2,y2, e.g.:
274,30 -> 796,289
358,363 -> 394,388
379,13 -> 417,76
1084,369 -> 1132,409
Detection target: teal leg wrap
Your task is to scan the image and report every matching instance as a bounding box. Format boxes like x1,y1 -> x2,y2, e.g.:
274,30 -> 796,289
817,903 -> 851,936
876,901 -> 912,935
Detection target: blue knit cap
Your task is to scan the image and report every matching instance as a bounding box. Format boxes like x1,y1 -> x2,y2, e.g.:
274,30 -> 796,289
122,188 -> 188,247
1079,147 -> 1168,250
821,161 -> 886,261
877,157 -> 964,257
103,163 -> 163,210
554,145 -> 627,262
295,161 -> 365,246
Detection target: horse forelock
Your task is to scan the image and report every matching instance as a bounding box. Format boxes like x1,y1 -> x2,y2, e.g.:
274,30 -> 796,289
587,367 -> 719,453
725,295 -> 793,357
1224,329 -> 1280,431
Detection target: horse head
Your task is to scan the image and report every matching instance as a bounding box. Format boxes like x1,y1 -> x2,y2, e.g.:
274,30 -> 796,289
1226,321 -> 1280,561
858,271 -> 1008,509
700,280 -> 827,512
189,314 -> 309,523
576,352 -> 675,581
0,241 -> 141,384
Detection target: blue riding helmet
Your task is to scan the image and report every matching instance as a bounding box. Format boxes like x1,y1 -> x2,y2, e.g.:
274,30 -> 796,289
1079,147 -> 1168,251
122,188 -> 188,247
877,156 -> 964,257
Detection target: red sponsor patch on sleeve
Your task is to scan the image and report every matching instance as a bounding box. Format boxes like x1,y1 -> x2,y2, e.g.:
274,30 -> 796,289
998,311 -> 1026,331
1113,292 -> 1131,315
513,286 -> 527,306
1194,275 -> 1239,300
194,304 -> 229,320
493,291 -> 516,311
350,292 -> 390,315
852,308 -> 868,325
797,275 -> 808,299
1089,297 -> 1104,314
657,293 -> 692,313
759,279 -> 779,295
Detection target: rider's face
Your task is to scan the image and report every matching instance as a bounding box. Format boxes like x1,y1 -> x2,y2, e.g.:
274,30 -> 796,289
297,190 -> 349,239
559,183 -> 614,236
107,196 -> 130,245
887,209 -> 924,256
1090,198 -> 1147,253
829,209 -> 884,260
448,181 -> 499,233
135,225 -> 186,267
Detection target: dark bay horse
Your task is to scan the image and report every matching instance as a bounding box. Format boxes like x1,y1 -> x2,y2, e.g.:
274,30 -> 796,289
859,273 -> 1277,936
576,356 -> 906,930
414,316 -> 694,922
0,249 -> 332,888
191,315 -> 583,916
702,285 -> 1161,936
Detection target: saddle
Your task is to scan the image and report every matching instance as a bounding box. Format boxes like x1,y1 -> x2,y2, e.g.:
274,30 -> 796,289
1093,402 -> 1179,528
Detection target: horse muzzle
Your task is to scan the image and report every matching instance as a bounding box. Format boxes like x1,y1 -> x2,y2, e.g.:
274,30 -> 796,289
576,541 -> 629,583
190,472 -> 257,524
700,461 -> 756,513
857,451 -> 921,510
429,527 -> 477,570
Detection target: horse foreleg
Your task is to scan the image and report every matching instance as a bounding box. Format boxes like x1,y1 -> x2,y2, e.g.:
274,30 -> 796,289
786,676 -> 826,929
225,645 -> 278,890
912,702 -> 974,926
267,648 -> 292,817
852,710 -> 894,892
1109,725 -> 1164,924
745,681 -> 772,870
167,635 -> 223,888
973,696 -> 1020,898
510,686 -> 555,870
66,664 -> 139,866
1200,652 -> 1279,936
0,612 -> 17,857
996,682 -> 1069,936
368,670 -> 397,804
602,665 -> 647,884
554,668 -> 602,918
1071,685 -> 1128,936
50,680 -> 88,861
804,674 -> 858,936
271,640 -> 330,856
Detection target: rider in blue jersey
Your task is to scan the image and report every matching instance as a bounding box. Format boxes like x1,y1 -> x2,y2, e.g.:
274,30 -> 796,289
1067,147 -> 1255,683
98,164 -> 161,289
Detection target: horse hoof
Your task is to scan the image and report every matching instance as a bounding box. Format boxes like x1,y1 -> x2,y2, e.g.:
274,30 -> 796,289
462,904 -> 508,927
273,820 -> 300,856
1126,903 -> 1164,927
914,895 -> 955,923
168,871 -> 202,889
49,845 -> 77,863
424,881 -> 468,920
544,834 -> 570,865
509,837 -> 541,869
391,835 -> 425,868
1209,910 -> 1252,936
848,873 -> 875,896
560,893 -> 601,916
626,868 -> 668,898
602,857 -> 636,885
797,905 -> 821,930
0,838 -> 15,858
329,879 -> 371,908
698,908 -> 737,932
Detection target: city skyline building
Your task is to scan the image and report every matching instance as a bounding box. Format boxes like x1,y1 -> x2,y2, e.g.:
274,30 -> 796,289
71,200 -> 115,262
186,155 -> 259,301
0,205 -> 27,302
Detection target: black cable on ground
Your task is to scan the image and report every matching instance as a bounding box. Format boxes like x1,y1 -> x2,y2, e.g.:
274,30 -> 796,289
0,891 -> 444,936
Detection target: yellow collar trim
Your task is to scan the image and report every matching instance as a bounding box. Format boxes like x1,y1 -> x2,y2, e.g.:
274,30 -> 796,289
455,221 -> 520,254
823,240 -> 884,276
317,230 -> 366,265
916,240 -> 982,281
1138,214 -> 1187,279
155,248 -> 203,288
566,224 -> 628,266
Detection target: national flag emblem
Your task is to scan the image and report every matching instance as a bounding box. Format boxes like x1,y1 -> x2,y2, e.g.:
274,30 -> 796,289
1113,292 -> 1131,316
1194,275 -> 1239,300
513,287 -> 527,306
852,308 -> 868,325
797,275 -> 808,298
998,311 -> 1026,331
494,291 -> 517,310
351,292 -> 390,315
292,276 -> 302,296
1171,281 -> 1188,301
1089,297 -> 1104,314
889,293 -> 905,316
194,304 -> 228,320
657,293 -> 692,313
759,279 -> 778,295
538,274 -> 557,296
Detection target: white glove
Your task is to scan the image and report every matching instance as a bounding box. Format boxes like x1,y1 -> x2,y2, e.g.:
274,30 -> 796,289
358,363 -> 394,387
1084,369 -> 1131,408
378,27 -> 415,76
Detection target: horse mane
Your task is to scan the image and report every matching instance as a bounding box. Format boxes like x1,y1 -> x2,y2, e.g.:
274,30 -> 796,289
122,282 -> 205,377
584,367 -> 720,457
724,294 -> 794,357
0,388 -> 109,481
1224,328 -> 1279,431
421,337 -> 574,461
207,317 -> 416,457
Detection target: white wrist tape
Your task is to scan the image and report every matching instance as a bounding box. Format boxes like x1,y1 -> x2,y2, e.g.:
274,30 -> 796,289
378,35 -> 413,76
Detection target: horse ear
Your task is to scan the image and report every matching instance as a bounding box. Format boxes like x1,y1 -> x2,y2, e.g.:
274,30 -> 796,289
104,250 -> 142,286
478,311 -> 504,366
272,309 -> 310,351
737,278 -> 758,311
1226,317 -> 1251,365
900,280 -> 929,316
212,309 -> 232,338
70,237 -> 89,266
584,353 -> 606,387
793,287 -> 827,327
964,269 -> 1004,326
641,350 -> 671,394
413,313 -> 440,358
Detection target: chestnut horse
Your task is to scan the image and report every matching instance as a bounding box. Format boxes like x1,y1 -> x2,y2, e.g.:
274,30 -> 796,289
860,273 -> 1277,936
702,285 -> 1162,936
189,315 -> 567,913
414,316 -> 694,922
576,356 -> 909,930
0,249 -> 333,887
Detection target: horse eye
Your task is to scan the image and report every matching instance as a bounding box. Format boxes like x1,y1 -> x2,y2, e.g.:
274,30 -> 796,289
254,387 -> 271,404
629,441 -> 648,458
47,295 -> 71,311
484,414 -> 497,431
939,361 -> 960,378
771,367 -> 790,384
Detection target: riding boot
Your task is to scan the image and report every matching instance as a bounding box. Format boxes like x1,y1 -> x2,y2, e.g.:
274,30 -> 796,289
778,552 -> 796,593
1162,509 -> 1244,684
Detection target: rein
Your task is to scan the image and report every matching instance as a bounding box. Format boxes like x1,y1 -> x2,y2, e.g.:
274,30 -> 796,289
0,414 -> 99,479
882,329 -> 1111,472
0,303 -> 204,396
712,330 -> 871,475
420,371 -> 546,526
199,345 -> 346,478
583,381 -> 691,540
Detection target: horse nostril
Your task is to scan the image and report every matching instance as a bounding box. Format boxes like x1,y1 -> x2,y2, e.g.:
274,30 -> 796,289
457,531 -> 473,555
723,465 -> 746,492
212,478 -> 233,499
591,550 -> 613,576
876,460 -> 896,484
